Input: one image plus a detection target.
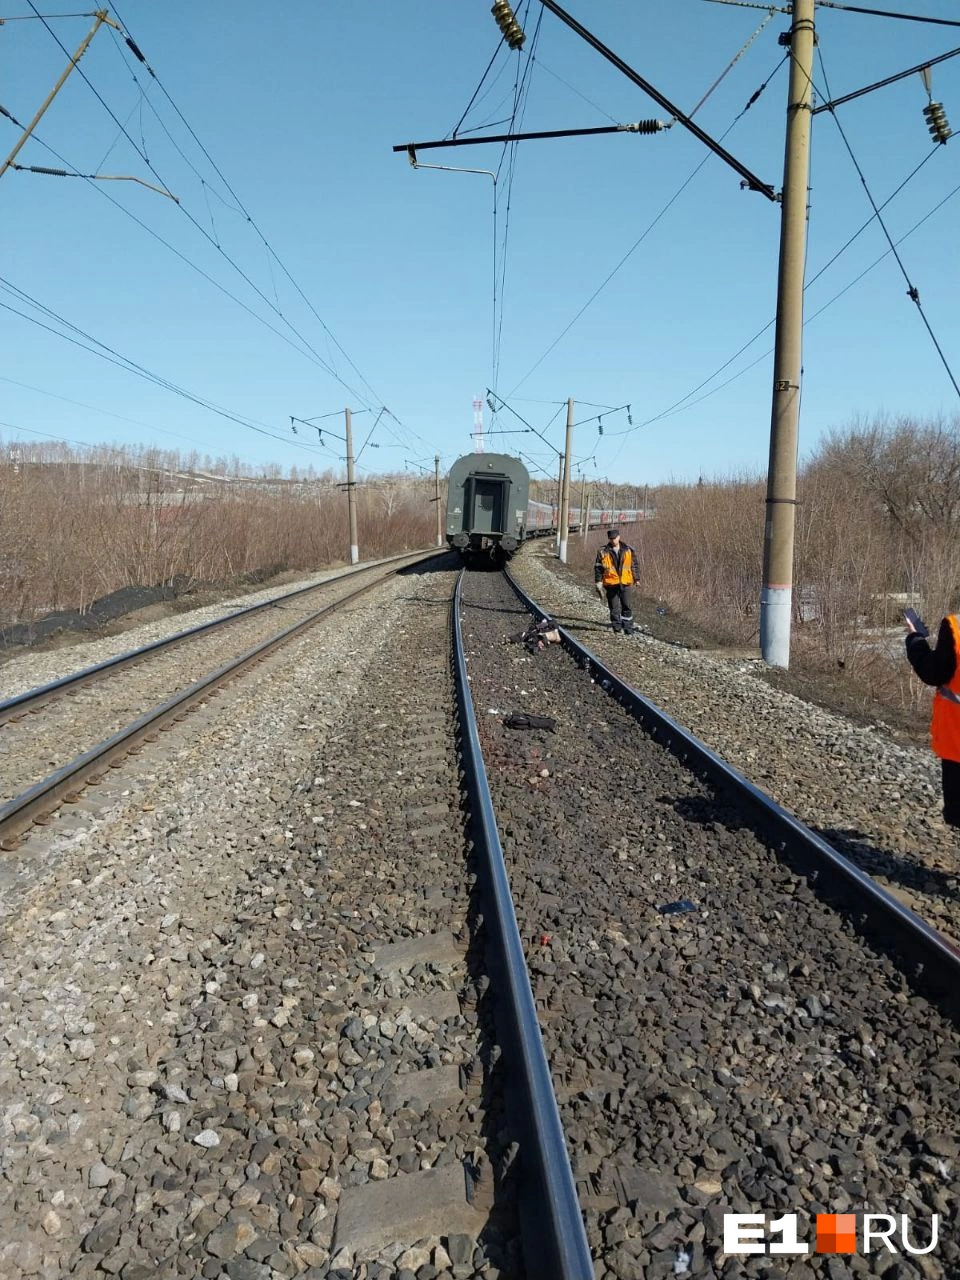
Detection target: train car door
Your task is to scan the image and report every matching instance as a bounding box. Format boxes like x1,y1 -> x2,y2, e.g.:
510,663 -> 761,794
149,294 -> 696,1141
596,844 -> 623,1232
467,476 -> 507,533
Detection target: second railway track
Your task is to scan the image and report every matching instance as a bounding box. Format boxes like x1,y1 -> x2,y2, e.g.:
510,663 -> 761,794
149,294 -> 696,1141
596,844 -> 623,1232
0,552 -> 434,846
0,559 -> 536,1280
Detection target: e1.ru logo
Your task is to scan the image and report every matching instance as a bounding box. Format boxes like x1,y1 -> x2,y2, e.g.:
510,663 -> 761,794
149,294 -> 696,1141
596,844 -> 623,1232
723,1213 -> 939,1256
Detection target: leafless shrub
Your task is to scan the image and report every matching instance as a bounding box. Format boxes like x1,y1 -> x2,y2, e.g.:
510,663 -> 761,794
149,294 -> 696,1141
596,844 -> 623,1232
0,440 -> 437,627
563,414 -> 960,713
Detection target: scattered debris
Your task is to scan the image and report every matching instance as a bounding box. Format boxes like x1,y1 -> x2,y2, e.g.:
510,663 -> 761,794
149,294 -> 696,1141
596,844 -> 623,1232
503,713 -> 557,732
512,617 -> 562,653
657,898 -> 698,915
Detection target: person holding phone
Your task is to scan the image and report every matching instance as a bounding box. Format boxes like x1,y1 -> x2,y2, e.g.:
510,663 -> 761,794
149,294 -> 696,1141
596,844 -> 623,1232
905,608 -> 960,827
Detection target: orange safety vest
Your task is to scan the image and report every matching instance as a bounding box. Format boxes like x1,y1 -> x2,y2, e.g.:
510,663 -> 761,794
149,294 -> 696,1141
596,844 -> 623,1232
598,545 -> 636,587
931,614 -> 960,762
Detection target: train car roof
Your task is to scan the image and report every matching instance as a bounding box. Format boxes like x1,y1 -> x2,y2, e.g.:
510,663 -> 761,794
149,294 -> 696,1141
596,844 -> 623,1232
447,452 -> 529,479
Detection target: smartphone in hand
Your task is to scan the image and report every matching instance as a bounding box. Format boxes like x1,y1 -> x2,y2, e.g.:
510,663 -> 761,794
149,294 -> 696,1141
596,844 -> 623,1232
904,607 -> 929,637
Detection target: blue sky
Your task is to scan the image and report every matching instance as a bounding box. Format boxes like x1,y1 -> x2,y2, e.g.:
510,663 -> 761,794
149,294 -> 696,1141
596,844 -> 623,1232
2,1 -> 959,486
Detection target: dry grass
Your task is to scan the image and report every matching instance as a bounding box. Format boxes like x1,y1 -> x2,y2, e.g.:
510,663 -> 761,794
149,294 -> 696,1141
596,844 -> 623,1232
561,415 -> 960,714
0,441 -> 438,626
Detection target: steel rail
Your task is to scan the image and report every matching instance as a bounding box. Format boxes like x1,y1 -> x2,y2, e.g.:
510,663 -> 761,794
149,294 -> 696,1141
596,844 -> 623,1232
0,556 -> 439,848
506,568 -> 960,1021
0,550 -> 431,727
451,571 -> 594,1280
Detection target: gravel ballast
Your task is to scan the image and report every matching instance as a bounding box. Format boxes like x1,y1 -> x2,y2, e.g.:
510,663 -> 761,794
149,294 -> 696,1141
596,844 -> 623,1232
0,556 -> 427,810
509,544 -> 960,944
0,557 -> 417,702
461,566 -> 959,1280
4,541 -> 958,1279
0,561 -> 515,1279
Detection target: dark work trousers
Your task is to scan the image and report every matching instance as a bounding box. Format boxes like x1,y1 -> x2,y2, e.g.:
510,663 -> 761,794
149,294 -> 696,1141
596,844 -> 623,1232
604,584 -> 635,634
943,759 -> 960,827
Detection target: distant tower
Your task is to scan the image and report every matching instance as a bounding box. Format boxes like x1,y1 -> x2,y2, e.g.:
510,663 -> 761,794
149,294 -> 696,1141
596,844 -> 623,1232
473,396 -> 485,454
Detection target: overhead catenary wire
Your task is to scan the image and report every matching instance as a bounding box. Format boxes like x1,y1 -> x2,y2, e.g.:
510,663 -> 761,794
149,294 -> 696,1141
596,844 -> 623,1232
355,408 -> 387,465
92,81 -> 143,171
491,4 -> 543,396
518,450 -> 558,479
800,184 -> 960,329
573,404 -> 631,429
109,3 -> 400,419
0,374 -> 217,450
23,2 -> 151,165
0,278 -> 333,458
0,417 -> 175,460
816,46 -> 960,400
815,1 -> 960,29
447,19 -> 526,140
23,2 -> 382,409
10,18 -> 429,463
534,56 -> 621,124
487,389 -> 566,454
11,127 -> 348,375
607,175 -> 960,458
105,23 -> 239,206
0,422 -> 314,488
0,10 -> 102,17
449,41 -> 506,138
606,137 -> 944,440
14,11 -> 437,458
507,46 -> 789,394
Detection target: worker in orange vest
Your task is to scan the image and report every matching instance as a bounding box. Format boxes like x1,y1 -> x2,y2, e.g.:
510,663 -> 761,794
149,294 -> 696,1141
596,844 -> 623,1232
906,610 -> 960,826
594,528 -> 637,636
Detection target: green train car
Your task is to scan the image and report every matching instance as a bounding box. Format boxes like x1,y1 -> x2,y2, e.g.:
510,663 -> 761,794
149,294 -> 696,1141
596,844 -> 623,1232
446,452 -> 530,560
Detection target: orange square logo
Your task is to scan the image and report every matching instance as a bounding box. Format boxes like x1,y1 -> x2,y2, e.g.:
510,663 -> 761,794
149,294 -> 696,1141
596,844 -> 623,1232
816,1214 -> 857,1253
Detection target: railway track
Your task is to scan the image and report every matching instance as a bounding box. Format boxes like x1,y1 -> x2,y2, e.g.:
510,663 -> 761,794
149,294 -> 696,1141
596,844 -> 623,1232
0,553 -> 428,726
0,552 -> 432,849
457,567 -> 960,1279
509,546 -> 960,948
0,559 -> 537,1280
3,556 -> 959,1278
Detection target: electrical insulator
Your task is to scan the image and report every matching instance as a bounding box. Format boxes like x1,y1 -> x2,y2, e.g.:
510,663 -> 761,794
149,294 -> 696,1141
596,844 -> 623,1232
491,0 -> 525,50
923,101 -> 952,145
621,119 -> 665,135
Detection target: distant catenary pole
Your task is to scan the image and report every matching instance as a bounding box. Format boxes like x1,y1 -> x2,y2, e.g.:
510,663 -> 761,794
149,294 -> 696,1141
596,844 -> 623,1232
554,453 -> 563,550
558,398 -> 574,563
345,408 -> 359,564
434,455 -> 443,548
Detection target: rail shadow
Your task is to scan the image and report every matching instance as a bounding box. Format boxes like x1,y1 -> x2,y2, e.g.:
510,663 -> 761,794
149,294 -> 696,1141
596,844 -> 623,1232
396,552 -> 460,577
814,825 -> 960,904
667,791 -> 753,833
